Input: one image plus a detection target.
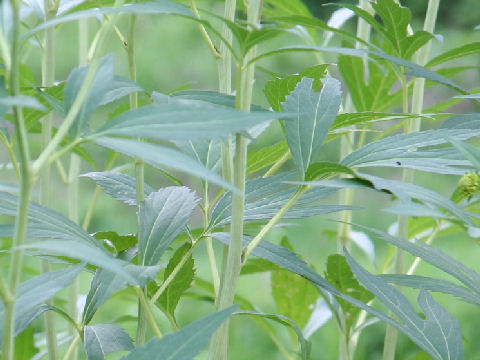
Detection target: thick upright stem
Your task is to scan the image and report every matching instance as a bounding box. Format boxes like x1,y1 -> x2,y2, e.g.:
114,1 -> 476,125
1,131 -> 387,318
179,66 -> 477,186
3,2 -> 33,359
40,2 -> 60,358
382,3 -> 440,360
209,2 -> 262,359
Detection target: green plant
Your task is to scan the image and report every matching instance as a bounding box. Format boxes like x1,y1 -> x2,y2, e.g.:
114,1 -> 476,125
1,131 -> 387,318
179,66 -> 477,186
1,0 -> 480,359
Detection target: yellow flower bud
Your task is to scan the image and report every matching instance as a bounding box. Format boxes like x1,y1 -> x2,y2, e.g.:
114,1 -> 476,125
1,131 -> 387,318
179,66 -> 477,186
458,172 -> 480,198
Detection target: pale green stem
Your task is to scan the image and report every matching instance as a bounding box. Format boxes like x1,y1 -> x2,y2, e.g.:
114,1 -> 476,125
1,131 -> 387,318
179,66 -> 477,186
209,3 -> 263,359
62,335 -> 81,360
150,245 -> 195,304
263,149 -> 290,178
3,1 -> 33,359
382,2 -> 440,359
242,187 -> 306,262
0,27 -> 11,71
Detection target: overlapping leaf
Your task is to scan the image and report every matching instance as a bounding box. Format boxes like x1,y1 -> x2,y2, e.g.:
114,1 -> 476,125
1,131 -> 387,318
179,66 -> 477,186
84,324 -> 134,360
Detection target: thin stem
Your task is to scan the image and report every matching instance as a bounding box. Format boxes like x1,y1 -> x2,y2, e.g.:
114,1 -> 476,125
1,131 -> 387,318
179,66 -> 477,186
3,1 -> 33,359
190,0 -> 221,59
149,245 -> 195,304
62,335 -> 81,360
134,287 -> 163,339
263,150 -> 290,178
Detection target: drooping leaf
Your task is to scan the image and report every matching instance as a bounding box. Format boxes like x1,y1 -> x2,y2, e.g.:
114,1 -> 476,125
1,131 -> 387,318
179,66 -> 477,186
332,112 -> 415,130
346,251 -> 463,360
21,241 -> 137,284
92,103 -> 285,141
305,162 -> 354,181
283,77 -> 342,178
84,324 -> 134,360
271,238 -> 318,329
427,42 -> 480,67
0,95 -> 47,111
121,306 -> 238,360
99,76 -> 144,106
83,261 -> 163,325
380,274 -> 480,305
448,138 -> 480,171
65,54 -> 115,137
81,172 -> 155,206
93,137 -> 237,192
264,64 -> 329,111
235,311 -> 312,360
324,254 -> 373,332
0,265 -> 83,347
139,187 -> 198,266
155,243 -> 195,317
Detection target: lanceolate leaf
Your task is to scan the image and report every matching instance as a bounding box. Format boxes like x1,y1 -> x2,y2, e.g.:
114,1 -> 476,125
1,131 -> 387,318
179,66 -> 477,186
345,251 -> 463,360
0,265 -> 83,347
99,76 -> 144,106
93,103 -> 285,141
84,324 -> 134,360
283,77 -> 342,178
81,172 -> 155,206
93,137 -> 237,192
121,306 -> 238,360
139,187 -> 198,266
427,42 -> 480,67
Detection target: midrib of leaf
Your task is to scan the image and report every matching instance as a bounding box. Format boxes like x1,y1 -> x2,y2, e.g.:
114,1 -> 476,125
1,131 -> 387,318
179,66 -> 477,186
424,294 -> 451,359
89,327 -> 106,358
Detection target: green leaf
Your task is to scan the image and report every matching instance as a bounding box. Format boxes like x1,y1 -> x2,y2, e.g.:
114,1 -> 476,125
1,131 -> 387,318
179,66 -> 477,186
172,139 -> 222,172
427,42 -> 480,67
81,172 -> 155,206
14,327 -> 38,360
93,103 -> 284,141
332,112 -> 415,130
0,265 -> 83,347
93,231 -> 137,253
0,95 -> 47,111
324,254 -> 373,332
341,128 -> 480,174
66,54 -> 115,137
139,187 -> 198,266
84,324 -> 134,360
346,251 -> 463,360
265,64 -> 329,111
380,274 -> 480,305
271,238 -> 318,329
83,261 -> 163,325
263,0 -> 313,18
93,137 -> 237,192
21,240 -> 138,284
156,243 -> 195,317
247,141 -> 289,175
241,258 -> 280,275
448,138 -> 480,171
305,162 -> 354,181
283,77 -> 342,178
100,76 -> 144,106
121,306 -> 238,360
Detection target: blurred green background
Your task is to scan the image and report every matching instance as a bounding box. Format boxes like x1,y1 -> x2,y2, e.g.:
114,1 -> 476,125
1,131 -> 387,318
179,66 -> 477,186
15,0 -> 480,359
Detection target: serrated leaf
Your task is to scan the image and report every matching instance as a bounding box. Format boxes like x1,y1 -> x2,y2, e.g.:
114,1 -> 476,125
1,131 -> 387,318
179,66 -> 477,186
156,243 -> 195,317
93,137 -> 237,192
0,266 -> 83,347
84,324 -> 134,360
247,141 -> 290,175
66,54 -> 115,137
324,254 -> 373,332
81,172 -> 155,206
283,77 -> 342,178
265,64 -> 329,111
271,239 -> 318,328
139,187 -> 198,266
121,306 -> 238,360
427,42 -> 480,67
